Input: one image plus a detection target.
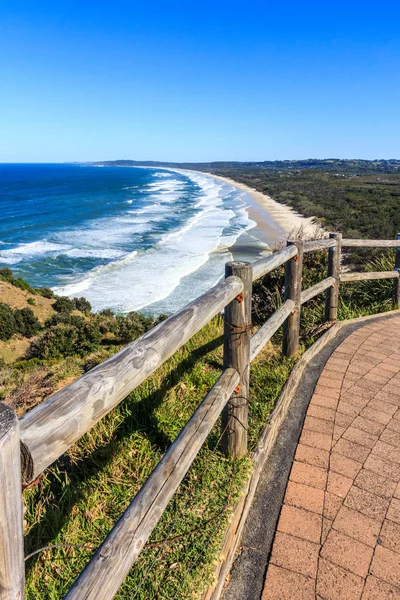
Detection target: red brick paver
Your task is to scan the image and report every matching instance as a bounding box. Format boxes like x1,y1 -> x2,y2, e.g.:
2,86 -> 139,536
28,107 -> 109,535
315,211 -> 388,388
263,317 -> 400,599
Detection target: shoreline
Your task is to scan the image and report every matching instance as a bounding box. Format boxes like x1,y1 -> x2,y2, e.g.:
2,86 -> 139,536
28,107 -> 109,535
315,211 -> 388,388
202,172 -> 321,246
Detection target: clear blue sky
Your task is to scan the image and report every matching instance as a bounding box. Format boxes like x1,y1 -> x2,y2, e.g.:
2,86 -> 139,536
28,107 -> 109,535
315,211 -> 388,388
1,1 -> 399,162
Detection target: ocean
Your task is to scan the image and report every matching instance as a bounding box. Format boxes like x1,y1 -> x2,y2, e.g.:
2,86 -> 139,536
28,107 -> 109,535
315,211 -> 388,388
0,164 -> 281,315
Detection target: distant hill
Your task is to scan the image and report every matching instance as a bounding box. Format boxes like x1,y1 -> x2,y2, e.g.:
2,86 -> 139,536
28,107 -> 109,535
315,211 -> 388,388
91,158 -> 400,174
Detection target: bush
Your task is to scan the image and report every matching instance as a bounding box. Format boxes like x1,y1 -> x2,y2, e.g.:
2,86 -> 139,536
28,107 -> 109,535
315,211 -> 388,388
0,267 -> 13,281
11,277 -> 36,294
0,303 -> 16,341
53,296 -> 76,313
37,287 -> 54,299
116,311 -> 154,343
27,297 -> 36,306
74,321 -> 102,355
13,308 -> 41,338
45,312 -> 84,328
99,308 -> 115,318
73,297 -> 92,314
0,269 -> 36,294
28,325 -> 78,359
28,320 -> 102,359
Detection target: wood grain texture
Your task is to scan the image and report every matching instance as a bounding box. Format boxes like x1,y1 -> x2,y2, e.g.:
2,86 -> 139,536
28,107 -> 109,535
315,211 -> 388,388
250,300 -> 294,362
63,368 -> 240,600
303,239 -> 336,252
252,245 -> 297,282
19,276 -> 243,485
0,404 -> 25,600
301,276 -> 335,305
342,239 -> 400,247
340,271 -> 399,282
282,241 -> 304,358
222,262 -> 252,457
324,233 -> 342,322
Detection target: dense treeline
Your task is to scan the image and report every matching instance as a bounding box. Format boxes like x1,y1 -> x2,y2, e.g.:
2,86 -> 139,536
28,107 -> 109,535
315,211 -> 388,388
95,159 -> 400,241
206,168 -> 400,240
95,158 -> 400,174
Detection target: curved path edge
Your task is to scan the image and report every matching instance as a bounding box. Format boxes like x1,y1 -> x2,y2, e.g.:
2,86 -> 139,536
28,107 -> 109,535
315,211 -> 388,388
221,310 -> 400,600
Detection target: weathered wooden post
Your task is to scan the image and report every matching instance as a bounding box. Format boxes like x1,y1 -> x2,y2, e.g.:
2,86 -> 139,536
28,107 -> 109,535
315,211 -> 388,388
0,404 -> 25,600
393,233 -> 400,307
222,261 -> 252,457
282,240 -> 304,358
325,232 -> 342,322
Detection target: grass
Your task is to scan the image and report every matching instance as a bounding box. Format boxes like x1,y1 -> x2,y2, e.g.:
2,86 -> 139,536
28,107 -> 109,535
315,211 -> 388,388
22,318 -> 295,599
17,250 -> 400,598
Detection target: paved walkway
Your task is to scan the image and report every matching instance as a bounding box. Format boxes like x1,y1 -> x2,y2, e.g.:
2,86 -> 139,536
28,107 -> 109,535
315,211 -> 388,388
263,316 -> 400,600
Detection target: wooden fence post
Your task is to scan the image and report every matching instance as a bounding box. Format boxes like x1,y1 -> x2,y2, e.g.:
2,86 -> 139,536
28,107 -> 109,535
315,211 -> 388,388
393,233 -> 400,307
282,240 -> 304,358
222,261 -> 252,457
325,232 -> 342,322
0,403 -> 25,600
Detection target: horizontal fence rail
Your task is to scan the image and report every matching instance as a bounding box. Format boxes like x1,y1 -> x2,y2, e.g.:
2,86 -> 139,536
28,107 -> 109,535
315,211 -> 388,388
340,271 -> 400,282
252,244 -> 297,281
342,239 -> 400,247
2,232 -> 400,600
301,277 -> 335,305
250,300 -> 295,361
64,368 -> 240,600
303,239 -> 336,252
19,276 -> 243,485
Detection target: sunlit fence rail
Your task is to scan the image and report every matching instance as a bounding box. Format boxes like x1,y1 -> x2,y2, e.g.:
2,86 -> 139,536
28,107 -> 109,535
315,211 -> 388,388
1,233 -> 400,599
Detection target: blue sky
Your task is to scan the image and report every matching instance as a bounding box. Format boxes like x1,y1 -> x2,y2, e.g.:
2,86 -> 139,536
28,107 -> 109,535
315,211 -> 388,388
0,1 -> 399,162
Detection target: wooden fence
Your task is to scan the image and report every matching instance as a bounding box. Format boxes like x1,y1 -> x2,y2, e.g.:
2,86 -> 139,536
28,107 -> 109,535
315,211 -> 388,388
1,233 -> 400,599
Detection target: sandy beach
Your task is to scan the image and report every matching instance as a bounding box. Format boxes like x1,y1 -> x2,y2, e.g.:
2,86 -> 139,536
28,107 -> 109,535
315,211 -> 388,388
205,172 -> 322,248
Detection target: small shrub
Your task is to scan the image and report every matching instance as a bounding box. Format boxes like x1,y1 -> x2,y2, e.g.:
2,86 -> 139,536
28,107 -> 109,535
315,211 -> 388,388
0,303 -> 16,341
28,325 -> 78,359
27,297 -> 36,306
116,311 -> 154,343
45,312 -> 84,328
154,313 -> 169,326
37,287 -> 54,299
0,267 -> 13,281
99,308 -> 115,318
28,320 -> 102,359
0,269 -> 36,294
53,296 -> 76,313
13,308 -> 41,338
73,297 -> 92,314
12,278 -> 36,294
74,321 -> 102,355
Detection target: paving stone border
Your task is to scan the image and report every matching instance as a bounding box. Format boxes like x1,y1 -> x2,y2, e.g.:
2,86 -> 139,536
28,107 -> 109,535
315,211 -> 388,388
263,314 -> 400,599
219,310 -> 400,600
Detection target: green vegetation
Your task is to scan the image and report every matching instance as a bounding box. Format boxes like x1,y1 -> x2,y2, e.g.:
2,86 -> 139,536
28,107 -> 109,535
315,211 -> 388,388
207,167 -> 400,241
1,241 -> 400,597
0,303 -> 41,341
23,317 -> 293,599
0,267 -> 54,298
97,159 -> 400,242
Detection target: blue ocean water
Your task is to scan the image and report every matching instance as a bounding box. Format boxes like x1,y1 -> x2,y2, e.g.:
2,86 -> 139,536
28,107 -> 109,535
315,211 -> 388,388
0,164 -> 268,314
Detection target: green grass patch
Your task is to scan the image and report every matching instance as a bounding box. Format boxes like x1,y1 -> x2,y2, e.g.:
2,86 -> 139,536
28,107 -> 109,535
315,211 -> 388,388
23,318 -> 293,599
20,250 -> 400,598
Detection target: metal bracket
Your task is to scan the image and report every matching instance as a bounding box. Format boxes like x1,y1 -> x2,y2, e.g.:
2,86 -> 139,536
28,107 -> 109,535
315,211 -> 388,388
236,292 -> 244,303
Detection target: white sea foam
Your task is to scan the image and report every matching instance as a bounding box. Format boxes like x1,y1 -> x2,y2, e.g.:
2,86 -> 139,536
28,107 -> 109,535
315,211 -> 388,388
53,169 -> 258,313
0,241 -> 71,264
2,167 -> 258,313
